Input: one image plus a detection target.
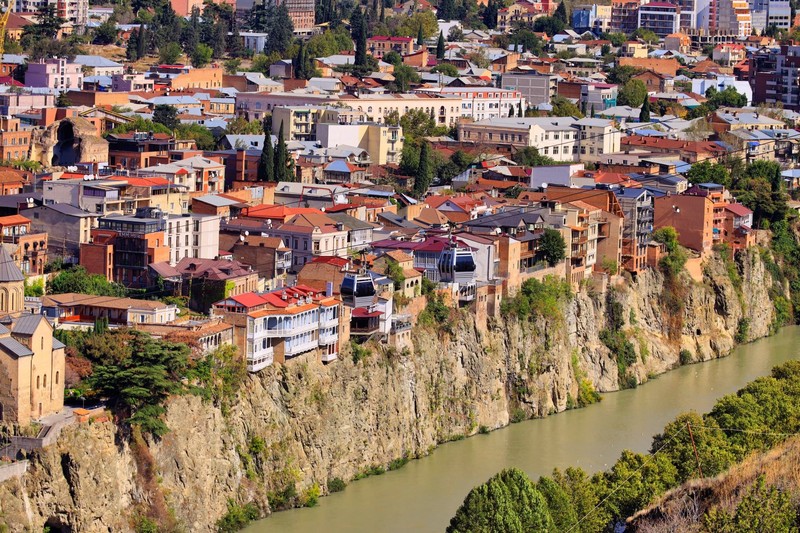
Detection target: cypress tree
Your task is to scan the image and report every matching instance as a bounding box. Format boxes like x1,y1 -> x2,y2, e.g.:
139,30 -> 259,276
517,102 -> 523,117
352,8 -> 367,67
417,25 -> 424,46
436,31 -> 445,59
415,141 -> 433,197
258,131 -> 275,182
275,122 -> 288,182
127,29 -> 140,61
639,98 -> 651,122
380,0 -> 385,22
508,105 -> 515,117
590,104 -> 596,117
228,15 -> 244,58
137,23 -> 147,59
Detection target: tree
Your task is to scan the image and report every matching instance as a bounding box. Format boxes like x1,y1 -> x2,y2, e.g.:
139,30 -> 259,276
226,117 -> 265,135
183,7 -> 200,55
391,64 -> 421,92
258,130 -> 275,182
431,63 -> 459,77
536,476 -> 578,532
351,7 -> 368,67
175,124 -> 216,150
436,31 -> 445,59
227,14 -> 245,58
56,92 -> 72,107
224,58 -> 242,75
22,4 -> 66,42
617,79 -> 648,108
704,476 -> 798,533
540,228 -> 566,266
639,97 -> 651,122
264,4 -> 295,55
159,42 -> 183,64
417,24 -> 424,46
414,141 -> 433,196
274,122 -> 291,182
632,28 -> 658,44
512,146 -> 557,167
93,20 -> 118,45
27,39 -> 80,62
399,108 -> 448,140
532,16 -> 566,36
127,29 -> 141,61
482,0 -> 499,29
89,331 -> 190,437
399,143 -> 420,175
191,43 -> 213,68
601,32 -> 628,47
554,1 -> 568,24
550,96 -> 583,118
437,0 -> 456,20
686,161 -> 731,188
447,468 -> 553,533
606,65 -> 643,85
385,261 -> 406,290
108,118 -> 172,136
153,104 -> 179,130
49,266 -> 127,297
383,50 -> 403,66
136,23 -> 147,59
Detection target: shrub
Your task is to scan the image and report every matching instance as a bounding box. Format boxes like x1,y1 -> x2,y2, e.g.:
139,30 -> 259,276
577,379 -> 601,406
388,456 -> 410,470
216,500 -> 260,533
501,276 -> 572,322
510,407 -> 526,423
679,349 -> 693,365
735,318 -> 750,343
267,483 -> 298,511
300,483 -> 321,507
327,477 -> 346,493
351,341 -> 370,364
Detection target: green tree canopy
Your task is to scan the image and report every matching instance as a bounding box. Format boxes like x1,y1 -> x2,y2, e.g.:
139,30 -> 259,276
617,79 -> 648,108
158,42 -> 183,64
48,266 -> 127,297
512,146 -> 557,167
448,468 -> 553,533
153,104 -> 179,130
191,43 -> 213,68
550,95 -> 584,118
686,161 -> 732,188
540,228 -> 566,266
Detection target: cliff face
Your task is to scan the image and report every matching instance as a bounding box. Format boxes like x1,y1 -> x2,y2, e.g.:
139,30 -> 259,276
0,251 -> 777,532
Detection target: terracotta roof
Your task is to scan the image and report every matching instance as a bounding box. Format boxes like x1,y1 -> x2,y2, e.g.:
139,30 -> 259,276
725,203 -> 752,217
0,214 -> 30,226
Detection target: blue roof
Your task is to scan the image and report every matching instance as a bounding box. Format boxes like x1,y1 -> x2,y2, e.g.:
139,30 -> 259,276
325,159 -> 355,173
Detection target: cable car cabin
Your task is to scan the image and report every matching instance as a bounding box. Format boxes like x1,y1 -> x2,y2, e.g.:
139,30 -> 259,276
438,243 -> 477,285
341,272 -> 377,308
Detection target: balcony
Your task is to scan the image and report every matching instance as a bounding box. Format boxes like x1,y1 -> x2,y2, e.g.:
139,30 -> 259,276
320,315 -> 339,329
320,350 -> 338,363
247,353 -> 274,372
319,331 -> 338,345
285,338 -> 319,357
263,321 -> 318,337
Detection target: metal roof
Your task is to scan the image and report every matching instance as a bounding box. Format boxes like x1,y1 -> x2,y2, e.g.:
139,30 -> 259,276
0,337 -> 32,358
0,246 -> 23,282
12,314 -> 47,336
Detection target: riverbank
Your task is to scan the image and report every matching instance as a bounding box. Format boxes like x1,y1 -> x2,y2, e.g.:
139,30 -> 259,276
0,249 -> 782,532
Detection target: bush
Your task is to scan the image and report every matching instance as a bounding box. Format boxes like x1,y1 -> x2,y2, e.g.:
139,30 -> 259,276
267,483 -> 298,511
501,276 -> 572,322
328,477 -> 346,493
510,407 -> 526,423
679,349 -> 693,365
577,379 -> 601,406
735,318 -> 750,343
216,500 -> 260,533
300,483 -> 321,507
388,456 -> 410,471
351,341 -> 370,364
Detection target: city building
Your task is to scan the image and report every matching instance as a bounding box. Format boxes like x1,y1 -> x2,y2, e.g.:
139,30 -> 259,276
41,293 -> 179,325
22,203 -> 98,265
0,214 -> 48,276
0,117 -> 32,162
211,284 -> 343,370
637,2 -> 681,38
501,71 -> 559,108
415,87 -> 526,121
25,58 -> 83,92
366,36 -> 415,58
716,0 -> 752,37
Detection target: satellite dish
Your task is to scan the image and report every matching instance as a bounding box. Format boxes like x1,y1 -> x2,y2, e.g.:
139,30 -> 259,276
541,182 -> 548,189
321,207 -> 326,212
244,230 -> 249,236
239,234 -> 245,242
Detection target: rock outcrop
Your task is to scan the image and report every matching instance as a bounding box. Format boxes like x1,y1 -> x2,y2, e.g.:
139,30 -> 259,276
0,250 -> 778,531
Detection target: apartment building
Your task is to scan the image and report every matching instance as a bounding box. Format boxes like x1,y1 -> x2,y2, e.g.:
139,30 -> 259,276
146,64 -> 223,90
497,0 -> 554,31
272,106 -> 358,142
0,116 -> 32,161
751,44 -> 800,111
164,213 -> 221,265
25,58 -> 83,91
458,117 -> 621,163
22,203 -> 98,265
315,123 -> 403,165
415,87 -> 526,121
716,0 -> 752,37
81,210 -> 170,287
501,71 -> 559,107
259,213 -> 350,270
366,36 -> 415,58
615,187 -> 655,273
637,2 -> 681,38
111,73 -> 155,92
611,0 -> 642,33
16,0 -> 88,26
211,284 -> 342,371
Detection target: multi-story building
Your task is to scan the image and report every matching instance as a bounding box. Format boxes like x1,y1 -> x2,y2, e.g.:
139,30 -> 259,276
750,44 -> 800,111
615,187 -> 654,273
611,0 -> 642,33
0,215 -> 48,276
272,106 -> 356,142
107,132 -> 178,170
654,194 -> 713,252
366,36 -> 415,58
458,117 -> 621,163
259,213 -> 350,271
81,209 -> 170,287
111,73 -> 155,92
637,1 -> 681,38
501,71 -> 559,108
572,4 -> 612,32
164,213 -> 221,265
146,64 -> 223,90
25,58 -> 82,92
0,116 -> 32,162
415,87 -> 526,121
716,0 -> 752,37
22,203 -> 98,265
315,123 -> 403,165
211,284 -> 343,371
674,0 -> 711,29
17,0 -> 88,26
497,0 -> 554,31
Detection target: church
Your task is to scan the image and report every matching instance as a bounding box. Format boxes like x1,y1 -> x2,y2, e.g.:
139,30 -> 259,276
0,247 -> 65,425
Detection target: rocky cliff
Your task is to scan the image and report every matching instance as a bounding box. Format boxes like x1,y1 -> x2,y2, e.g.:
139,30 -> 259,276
0,250 -> 778,532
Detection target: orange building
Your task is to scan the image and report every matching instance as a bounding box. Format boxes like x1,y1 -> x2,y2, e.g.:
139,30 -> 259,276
0,214 -> 48,275
654,194 -> 714,252
0,117 -> 31,162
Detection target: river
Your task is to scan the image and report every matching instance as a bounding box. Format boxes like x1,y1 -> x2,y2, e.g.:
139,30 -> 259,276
248,326 -> 800,533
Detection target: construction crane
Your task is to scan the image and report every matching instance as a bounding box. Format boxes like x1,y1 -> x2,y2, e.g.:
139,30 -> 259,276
0,0 -> 15,61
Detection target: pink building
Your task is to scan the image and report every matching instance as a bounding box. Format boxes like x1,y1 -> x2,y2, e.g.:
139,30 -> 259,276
25,58 -> 83,92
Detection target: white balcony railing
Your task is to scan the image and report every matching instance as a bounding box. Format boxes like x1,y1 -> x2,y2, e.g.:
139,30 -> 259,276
285,339 -> 319,357
319,332 -> 338,345
321,351 -> 338,363
247,353 -> 274,372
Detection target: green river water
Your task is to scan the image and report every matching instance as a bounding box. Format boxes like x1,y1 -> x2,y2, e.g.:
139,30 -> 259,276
248,326 -> 800,533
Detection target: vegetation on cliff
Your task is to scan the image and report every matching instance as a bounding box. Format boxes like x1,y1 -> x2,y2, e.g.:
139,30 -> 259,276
449,360 -> 800,532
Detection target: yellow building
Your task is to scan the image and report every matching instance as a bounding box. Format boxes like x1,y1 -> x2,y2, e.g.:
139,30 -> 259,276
0,247 -> 65,424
